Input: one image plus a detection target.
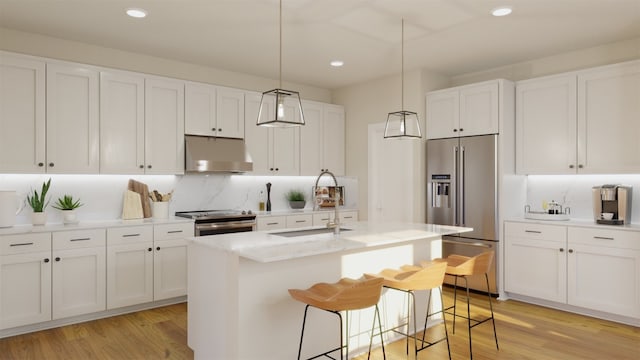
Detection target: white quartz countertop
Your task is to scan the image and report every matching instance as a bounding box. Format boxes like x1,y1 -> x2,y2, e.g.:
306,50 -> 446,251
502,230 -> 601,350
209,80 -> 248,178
505,217 -> 640,232
0,217 -> 193,236
189,221 -> 472,263
254,208 -> 358,217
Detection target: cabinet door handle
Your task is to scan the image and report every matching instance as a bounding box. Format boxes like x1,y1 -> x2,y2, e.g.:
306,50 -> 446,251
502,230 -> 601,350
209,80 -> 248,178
453,129 -> 458,132
295,220 -> 306,223
525,230 -> 541,234
267,222 -> 279,225
343,216 -> 353,219
275,168 -> 279,171
147,165 -> 152,169
569,164 -> 575,169
568,249 -> 574,253
459,128 -> 464,132
593,236 -> 614,240
148,247 -> 153,252
10,242 -> 34,247
55,257 -> 61,262
49,162 -> 54,167
44,258 -> 50,263
559,248 -> 564,252
212,128 -> 217,131
139,165 -> 144,169
167,230 -> 183,234
578,164 -> 584,169
122,234 -> 140,237
38,162 -> 44,167
218,128 -> 222,132
156,246 -> 161,251
70,238 -> 91,242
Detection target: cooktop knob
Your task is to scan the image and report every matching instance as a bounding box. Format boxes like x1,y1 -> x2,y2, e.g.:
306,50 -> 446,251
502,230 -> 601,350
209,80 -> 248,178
241,210 -> 247,215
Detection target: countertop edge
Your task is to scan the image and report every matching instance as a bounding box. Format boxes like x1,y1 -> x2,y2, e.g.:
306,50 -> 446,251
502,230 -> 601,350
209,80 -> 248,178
0,217 -> 194,236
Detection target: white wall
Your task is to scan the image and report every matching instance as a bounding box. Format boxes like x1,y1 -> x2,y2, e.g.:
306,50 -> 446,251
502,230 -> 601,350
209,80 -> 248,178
0,174 -> 358,225
0,27 -> 331,103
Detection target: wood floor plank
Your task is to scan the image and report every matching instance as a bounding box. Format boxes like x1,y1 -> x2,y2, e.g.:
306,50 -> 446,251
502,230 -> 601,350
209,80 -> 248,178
0,293 -> 638,359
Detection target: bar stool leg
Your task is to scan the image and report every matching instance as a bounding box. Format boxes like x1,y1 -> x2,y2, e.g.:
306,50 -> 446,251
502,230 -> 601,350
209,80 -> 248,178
485,273 -> 499,350
452,274 -> 459,334
367,305 -> 386,360
439,286 -> 452,360
297,305 -> 310,360
464,276 -> 473,360
343,310 -> 348,360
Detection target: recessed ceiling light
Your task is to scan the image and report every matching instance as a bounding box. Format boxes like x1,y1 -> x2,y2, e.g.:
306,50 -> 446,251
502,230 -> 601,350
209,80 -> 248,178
126,8 -> 148,18
491,6 -> 512,17
330,60 -> 344,67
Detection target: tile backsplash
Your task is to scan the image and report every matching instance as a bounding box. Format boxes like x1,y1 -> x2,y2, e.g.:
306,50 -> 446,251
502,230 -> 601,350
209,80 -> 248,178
526,174 -> 640,223
0,174 -> 358,225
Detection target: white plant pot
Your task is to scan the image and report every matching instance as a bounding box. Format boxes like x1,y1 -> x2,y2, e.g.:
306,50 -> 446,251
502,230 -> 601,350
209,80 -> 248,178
31,212 -> 47,226
62,210 -> 78,224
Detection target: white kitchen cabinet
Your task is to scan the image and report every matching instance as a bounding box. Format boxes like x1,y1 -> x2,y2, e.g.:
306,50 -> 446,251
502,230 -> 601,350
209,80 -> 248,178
515,74 -> 577,174
256,216 -> 286,231
245,92 -> 300,175
426,80 -> 500,139
516,60 -> 640,175
100,70 -> 146,174
46,62 -> 100,173
0,52 -> 46,173
504,222 -> 567,303
0,233 -> 51,330
185,83 -> 245,139
286,214 -> 313,228
153,223 -> 192,300
51,229 -> 106,319
145,77 -> 185,174
300,101 -> 345,176
567,227 -> 640,318
106,226 -> 154,309
312,210 -> 358,226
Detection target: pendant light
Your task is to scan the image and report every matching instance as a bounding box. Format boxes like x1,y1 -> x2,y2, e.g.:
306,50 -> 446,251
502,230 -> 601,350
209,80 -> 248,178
384,18 -> 422,139
257,0 -> 305,127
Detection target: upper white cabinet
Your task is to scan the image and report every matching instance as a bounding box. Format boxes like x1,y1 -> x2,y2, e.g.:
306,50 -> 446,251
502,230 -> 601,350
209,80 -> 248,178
0,52 -> 46,173
100,70 -> 146,174
144,77 -> 185,174
516,60 -> 640,174
185,83 -> 245,139
426,80 -> 500,139
300,101 -> 345,176
245,92 -> 300,175
46,62 -> 100,174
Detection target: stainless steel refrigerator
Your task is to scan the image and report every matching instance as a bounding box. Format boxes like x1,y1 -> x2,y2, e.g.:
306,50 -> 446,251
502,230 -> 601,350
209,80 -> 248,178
427,134 -> 498,294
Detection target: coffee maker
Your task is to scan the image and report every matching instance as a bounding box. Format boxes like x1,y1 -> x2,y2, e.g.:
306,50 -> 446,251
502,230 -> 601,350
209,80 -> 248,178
592,185 -> 632,225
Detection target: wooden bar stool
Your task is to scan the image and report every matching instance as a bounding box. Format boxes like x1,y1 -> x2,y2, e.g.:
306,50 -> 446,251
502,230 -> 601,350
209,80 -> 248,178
365,261 -> 451,359
430,251 -> 498,359
288,277 -> 386,360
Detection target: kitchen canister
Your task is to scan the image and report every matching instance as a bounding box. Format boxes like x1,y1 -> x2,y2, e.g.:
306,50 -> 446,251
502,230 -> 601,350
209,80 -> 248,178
152,201 -> 169,219
0,191 -> 24,228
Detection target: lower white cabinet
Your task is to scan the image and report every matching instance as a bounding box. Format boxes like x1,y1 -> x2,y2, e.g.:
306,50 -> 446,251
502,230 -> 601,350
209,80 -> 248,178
0,233 -> 52,330
286,214 -> 313,229
52,229 -> 106,319
312,210 -> 358,226
106,226 -> 154,309
505,221 -> 640,319
153,223 -> 192,300
257,216 -> 286,231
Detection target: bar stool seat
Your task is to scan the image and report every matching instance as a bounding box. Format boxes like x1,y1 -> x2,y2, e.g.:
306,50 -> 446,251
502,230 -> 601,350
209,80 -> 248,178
429,251 -> 498,359
364,261 -> 451,359
289,277 -> 385,360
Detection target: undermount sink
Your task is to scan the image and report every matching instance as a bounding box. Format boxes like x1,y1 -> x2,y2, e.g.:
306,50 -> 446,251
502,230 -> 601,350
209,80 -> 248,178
272,228 -> 352,238
524,212 -> 570,221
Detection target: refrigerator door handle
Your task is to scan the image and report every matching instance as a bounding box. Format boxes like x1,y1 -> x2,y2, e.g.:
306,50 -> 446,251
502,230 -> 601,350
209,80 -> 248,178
453,145 -> 458,226
460,145 -> 465,226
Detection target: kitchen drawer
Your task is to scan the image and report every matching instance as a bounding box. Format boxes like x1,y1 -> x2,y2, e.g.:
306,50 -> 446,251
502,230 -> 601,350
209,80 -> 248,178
0,232 -> 51,255
53,229 -> 106,250
286,214 -> 313,229
154,222 -> 193,241
107,225 -> 153,246
505,221 -> 566,242
569,227 -> 640,250
339,210 -> 358,224
257,216 -> 286,231
313,212 -> 333,226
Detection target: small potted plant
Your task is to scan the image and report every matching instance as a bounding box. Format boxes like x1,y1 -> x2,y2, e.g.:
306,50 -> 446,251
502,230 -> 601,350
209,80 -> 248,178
53,194 -> 83,224
285,189 -> 306,209
26,178 -> 51,225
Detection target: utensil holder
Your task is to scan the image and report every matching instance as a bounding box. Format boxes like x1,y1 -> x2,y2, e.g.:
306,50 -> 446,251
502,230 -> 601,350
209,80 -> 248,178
152,202 -> 169,219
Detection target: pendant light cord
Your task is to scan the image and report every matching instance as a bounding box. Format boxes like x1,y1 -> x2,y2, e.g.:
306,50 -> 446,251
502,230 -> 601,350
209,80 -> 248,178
279,0 -> 282,89
401,18 -> 404,110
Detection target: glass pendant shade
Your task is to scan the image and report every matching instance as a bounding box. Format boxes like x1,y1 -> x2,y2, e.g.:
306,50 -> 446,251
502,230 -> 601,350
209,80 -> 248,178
384,110 -> 422,139
257,88 -> 305,127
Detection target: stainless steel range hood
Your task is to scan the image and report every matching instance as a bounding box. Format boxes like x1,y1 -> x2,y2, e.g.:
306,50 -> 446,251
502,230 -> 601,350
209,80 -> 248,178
185,135 -> 253,173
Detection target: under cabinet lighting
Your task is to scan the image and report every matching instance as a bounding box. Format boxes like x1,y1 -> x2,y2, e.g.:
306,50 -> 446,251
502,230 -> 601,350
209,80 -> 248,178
330,60 -> 344,67
126,8 -> 148,18
491,6 -> 512,17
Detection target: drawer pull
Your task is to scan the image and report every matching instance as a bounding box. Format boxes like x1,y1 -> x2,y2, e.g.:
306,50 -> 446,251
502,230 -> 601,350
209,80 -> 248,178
525,230 -> 541,234
343,216 -> 353,219
70,238 -> 91,242
267,222 -> 279,225
122,234 -> 141,237
10,242 -> 34,247
167,230 -> 183,234
593,236 -> 614,240
295,220 -> 306,223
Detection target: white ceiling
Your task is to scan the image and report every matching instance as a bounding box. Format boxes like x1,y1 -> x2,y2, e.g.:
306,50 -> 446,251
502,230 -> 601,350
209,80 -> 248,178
1,0 -> 639,89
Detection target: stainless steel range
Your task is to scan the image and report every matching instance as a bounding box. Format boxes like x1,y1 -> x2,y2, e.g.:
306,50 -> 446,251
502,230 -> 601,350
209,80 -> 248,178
175,210 -> 256,236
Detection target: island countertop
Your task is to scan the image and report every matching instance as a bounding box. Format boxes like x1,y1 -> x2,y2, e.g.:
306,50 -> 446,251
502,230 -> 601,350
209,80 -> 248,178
188,221 -> 472,263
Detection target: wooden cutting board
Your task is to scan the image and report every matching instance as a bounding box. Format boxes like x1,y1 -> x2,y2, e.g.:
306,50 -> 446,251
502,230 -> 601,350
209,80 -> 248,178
122,190 -> 144,220
128,179 -> 151,218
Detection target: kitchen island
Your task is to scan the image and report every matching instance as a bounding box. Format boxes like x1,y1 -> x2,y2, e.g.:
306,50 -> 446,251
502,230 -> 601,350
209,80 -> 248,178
187,221 -> 471,360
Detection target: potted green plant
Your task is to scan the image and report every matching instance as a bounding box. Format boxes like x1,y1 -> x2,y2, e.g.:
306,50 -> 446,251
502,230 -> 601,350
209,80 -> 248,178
53,194 -> 83,224
26,178 -> 51,225
285,189 -> 306,209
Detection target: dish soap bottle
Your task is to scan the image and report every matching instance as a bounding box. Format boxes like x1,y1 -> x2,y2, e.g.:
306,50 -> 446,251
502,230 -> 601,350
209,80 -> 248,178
259,191 -> 265,211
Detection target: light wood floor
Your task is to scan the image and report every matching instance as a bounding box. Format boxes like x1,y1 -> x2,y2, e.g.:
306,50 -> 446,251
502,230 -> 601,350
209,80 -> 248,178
0,290 -> 638,359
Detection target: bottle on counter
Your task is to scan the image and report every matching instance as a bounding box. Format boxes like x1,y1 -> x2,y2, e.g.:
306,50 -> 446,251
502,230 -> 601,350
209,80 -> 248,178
259,191 -> 265,211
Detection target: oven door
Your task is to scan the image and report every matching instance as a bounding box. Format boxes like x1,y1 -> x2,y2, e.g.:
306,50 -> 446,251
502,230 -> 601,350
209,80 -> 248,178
442,236 -> 498,295
195,220 -> 256,236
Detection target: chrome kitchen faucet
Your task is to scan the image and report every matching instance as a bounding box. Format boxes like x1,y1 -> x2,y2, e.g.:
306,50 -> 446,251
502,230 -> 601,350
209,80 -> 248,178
314,170 -> 340,234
